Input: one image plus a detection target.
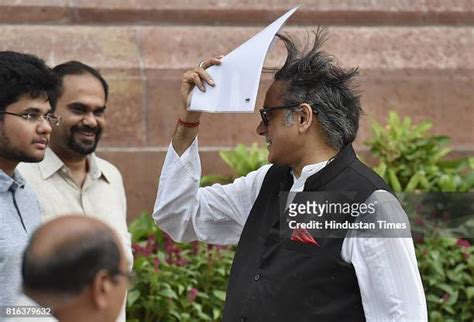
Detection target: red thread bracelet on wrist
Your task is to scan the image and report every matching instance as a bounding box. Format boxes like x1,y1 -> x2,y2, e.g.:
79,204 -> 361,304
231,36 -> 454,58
177,118 -> 200,128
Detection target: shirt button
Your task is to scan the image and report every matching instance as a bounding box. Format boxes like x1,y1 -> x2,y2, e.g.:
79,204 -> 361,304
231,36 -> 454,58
254,273 -> 261,281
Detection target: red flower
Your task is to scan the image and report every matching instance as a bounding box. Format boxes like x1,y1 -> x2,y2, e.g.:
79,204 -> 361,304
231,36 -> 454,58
414,235 -> 424,244
191,241 -> 200,255
153,258 -> 160,272
215,245 -> 227,253
188,288 -> 198,302
414,216 -> 424,226
132,243 -> 151,257
145,235 -> 158,254
457,239 -> 471,248
165,253 -> 173,265
164,233 -> 182,256
177,258 -> 189,266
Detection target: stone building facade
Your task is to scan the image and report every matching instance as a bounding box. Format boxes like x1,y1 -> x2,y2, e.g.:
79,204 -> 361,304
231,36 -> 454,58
1,0 -> 472,220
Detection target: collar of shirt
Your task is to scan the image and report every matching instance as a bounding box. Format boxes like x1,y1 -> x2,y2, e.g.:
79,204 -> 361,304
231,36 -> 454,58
290,161 -> 328,192
38,148 -> 111,183
0,169 -> 26,192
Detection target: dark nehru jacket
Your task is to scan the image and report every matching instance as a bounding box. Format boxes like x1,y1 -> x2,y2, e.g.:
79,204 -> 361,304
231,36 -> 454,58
222,144 -> 391,322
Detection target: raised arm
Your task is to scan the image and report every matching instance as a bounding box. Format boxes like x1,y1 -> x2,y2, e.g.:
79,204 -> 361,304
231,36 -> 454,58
153,57 -> 271,245
173,57 -> 222,155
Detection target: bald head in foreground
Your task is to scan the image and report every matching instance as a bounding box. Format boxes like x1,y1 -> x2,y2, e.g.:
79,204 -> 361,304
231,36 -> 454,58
22,215 -> 131,322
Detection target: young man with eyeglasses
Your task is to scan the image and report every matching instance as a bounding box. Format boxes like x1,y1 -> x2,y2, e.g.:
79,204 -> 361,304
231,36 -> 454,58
0,51 -> 59,307
18,61 -> 132,322
21,215 -> 131,322
154,29 -> 427,321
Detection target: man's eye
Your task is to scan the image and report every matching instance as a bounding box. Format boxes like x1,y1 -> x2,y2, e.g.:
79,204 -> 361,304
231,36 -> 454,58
69,106 -> 86,114
24,112 -> 41,121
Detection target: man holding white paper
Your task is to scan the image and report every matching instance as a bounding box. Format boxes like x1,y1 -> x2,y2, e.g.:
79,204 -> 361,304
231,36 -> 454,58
153,28 -> 427,321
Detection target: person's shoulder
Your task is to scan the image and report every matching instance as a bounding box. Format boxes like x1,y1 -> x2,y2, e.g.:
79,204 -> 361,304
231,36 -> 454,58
94,155 -> 123,180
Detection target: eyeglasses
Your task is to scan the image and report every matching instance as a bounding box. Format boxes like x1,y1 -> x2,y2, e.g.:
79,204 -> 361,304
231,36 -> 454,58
259,104 -> 301,126
0,111 -> 61,126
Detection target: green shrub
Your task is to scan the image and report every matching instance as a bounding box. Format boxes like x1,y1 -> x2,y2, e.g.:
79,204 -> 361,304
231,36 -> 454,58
416,237 -> 473,321
201,143 -> 268,186
365,111 -> 474,192
126,213 -> 234,322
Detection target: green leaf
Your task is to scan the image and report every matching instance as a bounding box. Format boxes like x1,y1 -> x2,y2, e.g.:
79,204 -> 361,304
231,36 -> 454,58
200,174 -> 232,187
443,305 -> 455,315
388,169 -> 402,192
213,307 -> 221,320
216,143 -> 268,180
412,121 -> 432,136
159,288 -> 178,299
468,157 -> 474,169
170,309 -> 182,320
466,286 -> 474,300
404,172 -> 421,192
426,294 -> 441,304
127,289 -> 140,307
437,283 -> 454,296
198,292 -> 210,300
212,290 -> 227,301
431,260 -> 445,278
373,162 -> 387,177
418,173 -> 431,190
429,310 -> 443,322
446,270 -> 461,283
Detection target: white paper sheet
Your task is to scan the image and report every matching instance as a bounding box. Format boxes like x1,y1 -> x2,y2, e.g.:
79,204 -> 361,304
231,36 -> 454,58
189,6 -> 299,113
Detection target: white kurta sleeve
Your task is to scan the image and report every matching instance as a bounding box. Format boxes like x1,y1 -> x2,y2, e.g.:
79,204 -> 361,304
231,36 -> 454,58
342,190 -> 427,321
153,138 -> 271,245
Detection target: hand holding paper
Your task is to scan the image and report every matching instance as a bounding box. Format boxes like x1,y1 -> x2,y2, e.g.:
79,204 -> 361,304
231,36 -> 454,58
181,56 -> 222,109
189,7 -> 299,113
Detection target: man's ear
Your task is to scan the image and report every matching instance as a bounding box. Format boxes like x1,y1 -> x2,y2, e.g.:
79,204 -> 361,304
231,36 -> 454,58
90,270 -> 112,309
297,103 -> 314,133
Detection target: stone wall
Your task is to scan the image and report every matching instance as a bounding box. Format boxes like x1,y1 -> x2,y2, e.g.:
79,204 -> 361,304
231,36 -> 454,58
1,0 -> 472,221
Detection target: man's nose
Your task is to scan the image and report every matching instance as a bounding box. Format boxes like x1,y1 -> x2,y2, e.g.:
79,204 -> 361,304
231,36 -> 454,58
82,112 -> 98,127
36,117 -> 52,134
256,120 -> 266,136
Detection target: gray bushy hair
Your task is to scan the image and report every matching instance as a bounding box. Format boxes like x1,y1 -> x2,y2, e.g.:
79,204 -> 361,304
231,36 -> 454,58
275,28 -> 362,150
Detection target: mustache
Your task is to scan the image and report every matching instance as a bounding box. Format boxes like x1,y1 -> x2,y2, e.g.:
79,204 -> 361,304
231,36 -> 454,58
71,125 -> 101,135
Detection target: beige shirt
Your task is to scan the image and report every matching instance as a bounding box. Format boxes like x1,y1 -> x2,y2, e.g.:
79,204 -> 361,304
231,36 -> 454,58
18,149 -> 131,322
17,149 -> 132,265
